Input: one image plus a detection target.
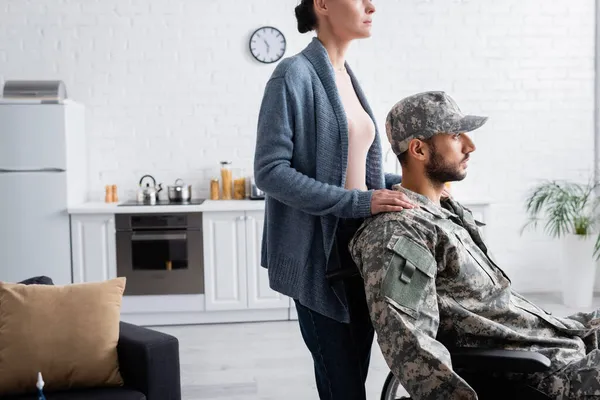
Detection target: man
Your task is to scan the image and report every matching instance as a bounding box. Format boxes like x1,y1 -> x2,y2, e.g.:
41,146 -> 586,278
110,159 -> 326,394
349,91 -> 600,399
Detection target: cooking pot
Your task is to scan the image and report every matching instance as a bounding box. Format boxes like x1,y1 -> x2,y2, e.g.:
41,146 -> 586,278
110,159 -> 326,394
167,178 -> 192,202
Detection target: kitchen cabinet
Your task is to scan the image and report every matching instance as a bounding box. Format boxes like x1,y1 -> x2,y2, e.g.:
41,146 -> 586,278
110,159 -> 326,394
70,214 -> 117,284
245,210 -> 290,309
202,211 -> 248,311
203,210 -> 289,311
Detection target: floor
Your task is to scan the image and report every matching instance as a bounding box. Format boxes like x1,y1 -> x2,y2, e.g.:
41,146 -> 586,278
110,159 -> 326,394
151,293 -> 600,400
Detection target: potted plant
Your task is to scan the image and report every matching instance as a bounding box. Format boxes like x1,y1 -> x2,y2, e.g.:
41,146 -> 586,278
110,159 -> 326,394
522,179 -> 600,308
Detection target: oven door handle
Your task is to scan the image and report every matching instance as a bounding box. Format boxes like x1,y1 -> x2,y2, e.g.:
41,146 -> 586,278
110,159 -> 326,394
131,232 -> 187,241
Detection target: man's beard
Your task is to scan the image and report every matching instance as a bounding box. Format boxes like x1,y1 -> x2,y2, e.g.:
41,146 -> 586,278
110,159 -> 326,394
425,145 -> 467,184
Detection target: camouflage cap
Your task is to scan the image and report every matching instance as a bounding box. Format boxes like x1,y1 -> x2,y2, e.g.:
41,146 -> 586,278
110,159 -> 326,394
386,91 -> 488,155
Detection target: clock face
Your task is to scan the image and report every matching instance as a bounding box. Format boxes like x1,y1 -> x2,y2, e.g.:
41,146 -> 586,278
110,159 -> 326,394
249,26 -> 286,64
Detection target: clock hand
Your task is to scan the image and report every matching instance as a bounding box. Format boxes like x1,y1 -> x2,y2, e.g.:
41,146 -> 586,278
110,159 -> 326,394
263,39 -> 270,53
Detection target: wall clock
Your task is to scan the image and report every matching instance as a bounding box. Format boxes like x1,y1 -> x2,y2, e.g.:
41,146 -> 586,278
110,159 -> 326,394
249,26 -> 286,64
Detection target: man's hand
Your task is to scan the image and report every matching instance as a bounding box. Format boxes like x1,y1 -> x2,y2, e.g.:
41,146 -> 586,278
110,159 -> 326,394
371,189 -> 417,215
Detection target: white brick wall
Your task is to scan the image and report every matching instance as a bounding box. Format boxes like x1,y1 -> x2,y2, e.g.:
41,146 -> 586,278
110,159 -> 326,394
0,0 -> 596,293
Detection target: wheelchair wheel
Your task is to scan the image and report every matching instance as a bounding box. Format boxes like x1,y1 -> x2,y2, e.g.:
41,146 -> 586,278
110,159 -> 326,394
380,371 -> 411,400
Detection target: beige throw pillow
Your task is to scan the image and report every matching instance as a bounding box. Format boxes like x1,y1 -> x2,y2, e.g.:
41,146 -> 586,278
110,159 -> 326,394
0,277 -> 126,395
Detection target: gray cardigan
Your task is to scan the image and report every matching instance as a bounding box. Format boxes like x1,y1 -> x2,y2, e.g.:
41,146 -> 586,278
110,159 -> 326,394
254,37 -> 401,323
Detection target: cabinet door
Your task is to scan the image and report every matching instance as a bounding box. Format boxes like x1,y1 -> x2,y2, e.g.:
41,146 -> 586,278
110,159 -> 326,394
203,211 -> 248,311
71,214 -> 117,283
245,210 -> 290,309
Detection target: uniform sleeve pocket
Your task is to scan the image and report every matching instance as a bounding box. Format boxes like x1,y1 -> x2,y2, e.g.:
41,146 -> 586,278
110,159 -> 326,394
382,236 -> 436,318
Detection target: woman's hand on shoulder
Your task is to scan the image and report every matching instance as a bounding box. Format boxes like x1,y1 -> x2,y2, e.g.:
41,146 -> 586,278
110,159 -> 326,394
370,189 -> 418,215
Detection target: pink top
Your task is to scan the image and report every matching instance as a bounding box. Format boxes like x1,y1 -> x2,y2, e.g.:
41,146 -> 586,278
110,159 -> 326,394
335,69 -> 376,191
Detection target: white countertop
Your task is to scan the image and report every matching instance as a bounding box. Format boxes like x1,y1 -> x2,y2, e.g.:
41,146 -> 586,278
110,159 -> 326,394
68,199 -> 266,214
68,197 -> 492,215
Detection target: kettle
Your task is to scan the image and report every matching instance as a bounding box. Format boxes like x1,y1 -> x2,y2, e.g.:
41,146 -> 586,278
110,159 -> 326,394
137,174 -> 163,204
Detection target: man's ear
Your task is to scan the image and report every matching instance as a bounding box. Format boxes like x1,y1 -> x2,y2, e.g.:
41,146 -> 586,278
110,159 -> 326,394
408,139 -> 428,162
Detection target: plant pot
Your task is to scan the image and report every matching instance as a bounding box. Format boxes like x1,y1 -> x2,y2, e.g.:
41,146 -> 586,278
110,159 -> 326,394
561,234 -> 597,308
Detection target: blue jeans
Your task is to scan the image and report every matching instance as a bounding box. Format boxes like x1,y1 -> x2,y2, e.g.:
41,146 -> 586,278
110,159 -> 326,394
295,219 -> 375,400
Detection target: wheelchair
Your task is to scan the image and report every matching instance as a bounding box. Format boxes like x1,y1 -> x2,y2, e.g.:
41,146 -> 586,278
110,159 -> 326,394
325,268 -> 553,400
379,347 -> 553,399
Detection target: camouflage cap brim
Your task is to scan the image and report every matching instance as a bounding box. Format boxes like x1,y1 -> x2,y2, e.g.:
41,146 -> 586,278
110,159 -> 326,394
455,115 -> 488,134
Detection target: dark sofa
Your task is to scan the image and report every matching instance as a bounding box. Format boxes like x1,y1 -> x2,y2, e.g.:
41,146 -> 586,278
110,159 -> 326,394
4,276 -> 182,400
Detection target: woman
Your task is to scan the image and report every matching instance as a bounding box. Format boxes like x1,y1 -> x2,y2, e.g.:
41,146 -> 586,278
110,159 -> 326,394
253,1 -> 415,399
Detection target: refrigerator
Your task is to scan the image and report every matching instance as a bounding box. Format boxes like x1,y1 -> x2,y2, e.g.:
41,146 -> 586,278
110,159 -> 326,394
0,100 -> 87,285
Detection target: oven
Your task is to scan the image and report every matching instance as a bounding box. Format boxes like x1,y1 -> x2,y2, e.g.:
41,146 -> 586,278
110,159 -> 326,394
115,213 -> 204,296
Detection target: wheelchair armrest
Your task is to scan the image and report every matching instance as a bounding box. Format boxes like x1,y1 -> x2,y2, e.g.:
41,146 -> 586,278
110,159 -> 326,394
451,347 -> 551,373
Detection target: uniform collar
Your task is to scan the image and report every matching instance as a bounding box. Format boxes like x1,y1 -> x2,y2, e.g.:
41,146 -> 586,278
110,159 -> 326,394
393,185 -> 459,220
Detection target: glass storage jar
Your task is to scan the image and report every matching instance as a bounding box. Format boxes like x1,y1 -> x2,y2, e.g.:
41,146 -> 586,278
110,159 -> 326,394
209,178 -> 220,200
220,161 -> 233,200
233,168 -> 246,200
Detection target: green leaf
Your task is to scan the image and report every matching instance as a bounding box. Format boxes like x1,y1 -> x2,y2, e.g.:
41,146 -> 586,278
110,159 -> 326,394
522,179 -> 599,239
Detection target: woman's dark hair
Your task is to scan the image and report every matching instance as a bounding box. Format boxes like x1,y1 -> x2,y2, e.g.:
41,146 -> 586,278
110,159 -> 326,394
295,0 -> 317,34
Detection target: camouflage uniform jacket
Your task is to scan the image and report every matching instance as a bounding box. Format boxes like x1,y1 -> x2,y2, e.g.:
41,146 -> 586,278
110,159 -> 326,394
349,186 -> 600,400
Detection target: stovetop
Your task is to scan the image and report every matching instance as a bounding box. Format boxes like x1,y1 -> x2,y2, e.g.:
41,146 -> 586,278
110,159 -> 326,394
118,199 -> 206,207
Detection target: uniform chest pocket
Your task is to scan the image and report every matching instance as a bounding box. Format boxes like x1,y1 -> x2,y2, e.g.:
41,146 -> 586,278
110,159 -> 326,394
381,236 -> 436,319
453,229 -> 497,286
